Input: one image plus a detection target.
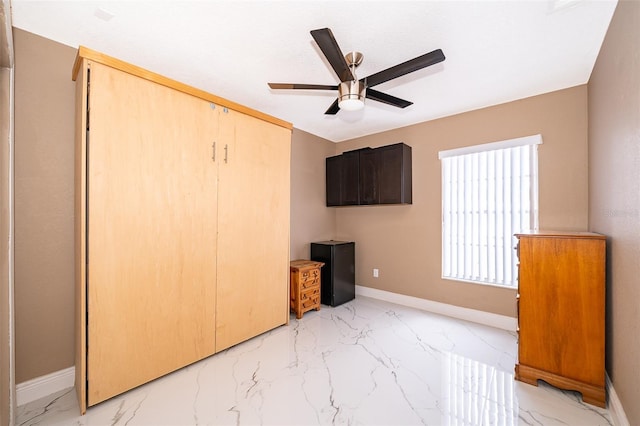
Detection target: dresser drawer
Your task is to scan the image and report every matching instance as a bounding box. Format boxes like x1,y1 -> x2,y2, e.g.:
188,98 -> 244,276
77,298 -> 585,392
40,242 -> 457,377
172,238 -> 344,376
300,277 -> 320,290
300,268 -> 320,283
300,286 -> 320,301
300,294 -> 320,311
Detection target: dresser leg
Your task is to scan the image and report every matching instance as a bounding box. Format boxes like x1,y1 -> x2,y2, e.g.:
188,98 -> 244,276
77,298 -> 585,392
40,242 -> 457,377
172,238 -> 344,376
515,363 -> 606,408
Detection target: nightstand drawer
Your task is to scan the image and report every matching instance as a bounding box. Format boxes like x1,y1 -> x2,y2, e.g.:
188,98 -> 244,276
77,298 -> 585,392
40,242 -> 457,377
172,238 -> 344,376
300,268 -> 320,283
300,277 -> 320,290
300,294 -> 320,311
300,286 -> 320,301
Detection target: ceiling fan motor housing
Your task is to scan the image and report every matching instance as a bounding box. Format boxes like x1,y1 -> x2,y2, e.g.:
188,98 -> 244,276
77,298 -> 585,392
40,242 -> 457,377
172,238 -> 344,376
338,80 -> 366,110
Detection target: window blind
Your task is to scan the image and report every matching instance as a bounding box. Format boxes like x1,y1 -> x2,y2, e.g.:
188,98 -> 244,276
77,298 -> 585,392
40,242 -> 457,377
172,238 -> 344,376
439,135 -> 541,287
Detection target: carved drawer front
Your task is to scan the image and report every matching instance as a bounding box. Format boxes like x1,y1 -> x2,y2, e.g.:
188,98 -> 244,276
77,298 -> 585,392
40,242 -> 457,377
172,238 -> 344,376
300,277 -> 320,290
300,268 -> 320,283
300,294 -> 320,310
300,286 -> 320,302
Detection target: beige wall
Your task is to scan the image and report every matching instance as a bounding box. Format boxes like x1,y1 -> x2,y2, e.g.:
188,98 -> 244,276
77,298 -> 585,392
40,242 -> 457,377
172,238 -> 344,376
0,67 -> 12,426
588,1 -> 639,423
0,68 -> 11,426
13,29 -> 76,383
290,128 -> 336,260
334,86 -> 589,316
1,1 -> 13,423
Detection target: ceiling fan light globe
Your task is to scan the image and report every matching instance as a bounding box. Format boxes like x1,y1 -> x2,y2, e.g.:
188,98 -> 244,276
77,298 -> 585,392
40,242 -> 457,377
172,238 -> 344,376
339,98 -> 365,111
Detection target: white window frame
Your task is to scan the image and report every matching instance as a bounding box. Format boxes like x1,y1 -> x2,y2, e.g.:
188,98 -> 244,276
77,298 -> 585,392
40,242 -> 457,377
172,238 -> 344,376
438,134 -> 542,288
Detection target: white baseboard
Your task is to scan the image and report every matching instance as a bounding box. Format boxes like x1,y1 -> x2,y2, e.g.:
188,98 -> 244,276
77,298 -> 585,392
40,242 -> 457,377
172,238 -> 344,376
16,366 -> 74,407
607,373 -> 630,426
355,285 -> 518,331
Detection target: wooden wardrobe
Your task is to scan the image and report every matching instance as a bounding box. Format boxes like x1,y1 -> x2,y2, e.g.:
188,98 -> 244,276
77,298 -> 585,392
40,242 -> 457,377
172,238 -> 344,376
73,47 -> 291,413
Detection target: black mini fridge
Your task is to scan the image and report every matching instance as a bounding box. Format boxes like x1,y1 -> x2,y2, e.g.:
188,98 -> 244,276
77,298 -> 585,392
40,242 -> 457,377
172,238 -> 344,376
310,241 -> 355,307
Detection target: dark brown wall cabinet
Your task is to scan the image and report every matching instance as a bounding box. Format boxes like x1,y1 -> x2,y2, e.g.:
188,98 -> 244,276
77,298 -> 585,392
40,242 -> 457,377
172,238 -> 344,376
326,149 -> 362,206
326,143 -> 412,206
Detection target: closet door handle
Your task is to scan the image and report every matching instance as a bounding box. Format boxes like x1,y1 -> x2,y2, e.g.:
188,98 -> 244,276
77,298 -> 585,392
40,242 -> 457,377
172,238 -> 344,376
212,141 -> 216,162
224,144 -> 228,163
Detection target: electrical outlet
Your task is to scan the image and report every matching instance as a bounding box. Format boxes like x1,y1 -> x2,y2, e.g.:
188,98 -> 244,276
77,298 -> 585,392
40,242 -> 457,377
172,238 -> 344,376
373,268 -> 379,278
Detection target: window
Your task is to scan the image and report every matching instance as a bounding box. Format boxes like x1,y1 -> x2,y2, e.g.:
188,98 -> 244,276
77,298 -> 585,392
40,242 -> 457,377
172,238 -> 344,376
438,135 -> 541,287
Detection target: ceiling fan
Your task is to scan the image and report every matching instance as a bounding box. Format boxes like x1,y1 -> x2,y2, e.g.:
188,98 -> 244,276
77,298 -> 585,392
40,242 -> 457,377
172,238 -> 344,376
268,27 -> 445,115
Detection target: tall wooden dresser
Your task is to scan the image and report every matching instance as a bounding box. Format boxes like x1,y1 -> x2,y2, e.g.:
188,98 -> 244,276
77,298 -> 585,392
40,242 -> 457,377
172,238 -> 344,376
515,231 -> 606,407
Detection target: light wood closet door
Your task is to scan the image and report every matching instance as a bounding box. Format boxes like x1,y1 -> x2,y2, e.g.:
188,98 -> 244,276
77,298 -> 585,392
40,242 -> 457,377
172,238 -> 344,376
215,109 -> 291,351
86,62 -> 218,406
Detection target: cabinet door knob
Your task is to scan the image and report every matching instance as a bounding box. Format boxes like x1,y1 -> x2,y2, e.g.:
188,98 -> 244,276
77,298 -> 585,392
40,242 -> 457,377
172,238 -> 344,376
224,144 -> 228,163
212,141 -> 216,162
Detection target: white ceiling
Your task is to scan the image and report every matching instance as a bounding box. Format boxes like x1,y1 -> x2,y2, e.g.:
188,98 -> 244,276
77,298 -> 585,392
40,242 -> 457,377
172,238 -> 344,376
11,0 -> 617,142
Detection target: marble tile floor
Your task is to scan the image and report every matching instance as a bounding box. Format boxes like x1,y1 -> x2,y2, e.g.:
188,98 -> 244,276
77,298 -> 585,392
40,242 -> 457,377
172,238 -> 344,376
17,296 -> 613,425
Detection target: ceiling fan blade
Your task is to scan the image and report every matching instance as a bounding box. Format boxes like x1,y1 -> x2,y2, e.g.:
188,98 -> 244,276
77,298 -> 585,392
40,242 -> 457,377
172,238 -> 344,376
310,28 -> 355,83
366,89 -> 413,108
364,49 -> 445,88
324,98 -> 340,115
268,83 -> 338,90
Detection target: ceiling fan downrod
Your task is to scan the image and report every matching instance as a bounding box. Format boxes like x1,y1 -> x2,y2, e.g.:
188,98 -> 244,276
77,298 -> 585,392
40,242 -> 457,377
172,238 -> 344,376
338,51 -> 365,111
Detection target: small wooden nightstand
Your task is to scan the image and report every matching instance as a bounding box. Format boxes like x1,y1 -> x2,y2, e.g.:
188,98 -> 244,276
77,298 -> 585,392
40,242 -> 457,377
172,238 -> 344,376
290,260 -> 324,319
